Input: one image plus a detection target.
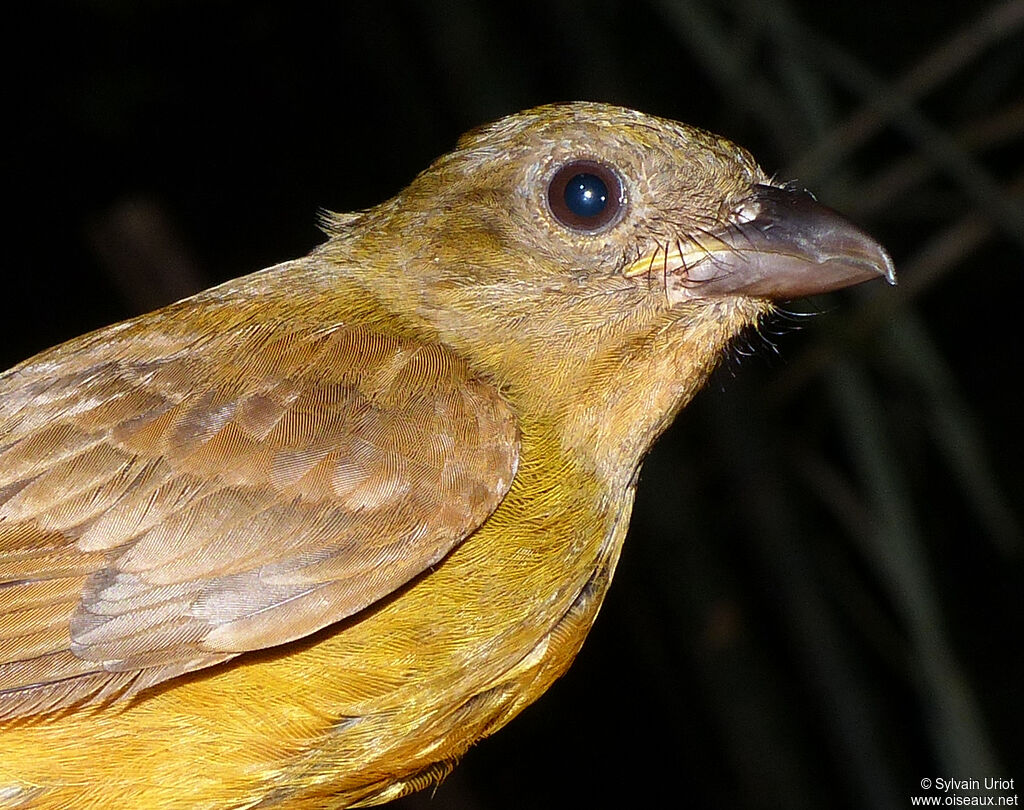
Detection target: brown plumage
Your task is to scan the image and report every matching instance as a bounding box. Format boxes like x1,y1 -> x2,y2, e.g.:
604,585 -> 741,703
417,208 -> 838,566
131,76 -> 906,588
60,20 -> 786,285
0,103 -> 893,807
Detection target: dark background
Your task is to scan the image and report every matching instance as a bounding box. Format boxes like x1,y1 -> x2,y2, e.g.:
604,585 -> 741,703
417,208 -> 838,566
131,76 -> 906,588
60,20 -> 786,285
7,2 -> 1023,808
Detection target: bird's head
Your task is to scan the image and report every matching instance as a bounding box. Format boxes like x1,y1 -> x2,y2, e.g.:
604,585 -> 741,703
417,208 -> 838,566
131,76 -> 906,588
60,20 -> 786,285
318,103 -> 893,470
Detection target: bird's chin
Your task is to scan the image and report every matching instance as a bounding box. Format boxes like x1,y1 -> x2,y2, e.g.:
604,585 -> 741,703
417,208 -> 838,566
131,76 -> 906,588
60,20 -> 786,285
624,184 -> 896,303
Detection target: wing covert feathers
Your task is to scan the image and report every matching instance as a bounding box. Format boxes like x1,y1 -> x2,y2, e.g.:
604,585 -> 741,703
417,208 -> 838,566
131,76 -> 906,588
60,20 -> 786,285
0,320 -> 518,718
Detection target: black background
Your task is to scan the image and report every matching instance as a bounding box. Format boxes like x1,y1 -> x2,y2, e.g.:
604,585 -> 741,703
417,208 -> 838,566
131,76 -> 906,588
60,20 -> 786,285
7,2 -> 1023,808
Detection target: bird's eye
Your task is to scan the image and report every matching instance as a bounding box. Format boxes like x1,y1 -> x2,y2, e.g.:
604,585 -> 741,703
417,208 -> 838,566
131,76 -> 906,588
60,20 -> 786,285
547,160 -> 624,232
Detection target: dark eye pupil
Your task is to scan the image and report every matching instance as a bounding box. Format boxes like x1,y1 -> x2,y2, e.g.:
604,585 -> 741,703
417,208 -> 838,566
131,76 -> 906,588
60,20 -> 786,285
564,173 -> 608,218
547,159 -> 623,232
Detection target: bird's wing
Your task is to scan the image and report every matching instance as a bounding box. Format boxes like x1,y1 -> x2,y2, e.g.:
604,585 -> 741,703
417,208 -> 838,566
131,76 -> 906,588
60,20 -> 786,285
0,316 -> 519,717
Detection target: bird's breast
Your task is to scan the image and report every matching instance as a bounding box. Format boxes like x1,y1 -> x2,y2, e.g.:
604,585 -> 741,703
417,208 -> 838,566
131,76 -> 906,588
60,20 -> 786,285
0,423 -> 631,809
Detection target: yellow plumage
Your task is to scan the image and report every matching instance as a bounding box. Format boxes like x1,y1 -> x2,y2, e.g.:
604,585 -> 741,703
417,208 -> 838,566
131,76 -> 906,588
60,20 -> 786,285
0,103 -> 891,807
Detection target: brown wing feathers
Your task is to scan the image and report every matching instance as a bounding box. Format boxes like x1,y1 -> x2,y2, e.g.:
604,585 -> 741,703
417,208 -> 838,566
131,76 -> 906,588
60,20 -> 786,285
0,322 -> 518,718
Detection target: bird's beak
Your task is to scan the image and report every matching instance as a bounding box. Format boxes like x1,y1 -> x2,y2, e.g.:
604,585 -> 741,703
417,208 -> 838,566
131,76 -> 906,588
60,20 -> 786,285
623,184 -> 896,300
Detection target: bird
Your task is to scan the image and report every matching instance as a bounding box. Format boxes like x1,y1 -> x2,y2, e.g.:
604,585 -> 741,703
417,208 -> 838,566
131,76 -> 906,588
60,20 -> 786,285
0,102 -> 894,808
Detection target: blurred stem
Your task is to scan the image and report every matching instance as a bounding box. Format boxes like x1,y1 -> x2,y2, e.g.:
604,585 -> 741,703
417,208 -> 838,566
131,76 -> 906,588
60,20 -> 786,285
648,0 -> 800,153
826,359 -> 1001,780
787,1 -> 1024,183
884,314 -> 1023,554
845,100 -> 1024,218
787,17 -> 1024,247
708,386 -> 902,809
